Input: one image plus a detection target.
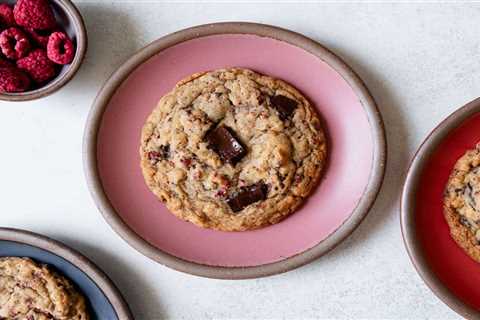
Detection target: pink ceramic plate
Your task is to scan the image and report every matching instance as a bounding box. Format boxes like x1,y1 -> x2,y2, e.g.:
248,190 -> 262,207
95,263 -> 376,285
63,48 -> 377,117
84,23 -> 386,279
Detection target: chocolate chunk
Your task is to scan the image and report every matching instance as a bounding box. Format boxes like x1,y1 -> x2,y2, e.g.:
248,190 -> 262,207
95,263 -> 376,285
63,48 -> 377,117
466,183 -> 477,208
205,125 -> 246,164
460,216 -> 471,228
159,144 -> 170,158
257,94 -> 265,105
270,95 -> 298,120
227,182 -> 268,212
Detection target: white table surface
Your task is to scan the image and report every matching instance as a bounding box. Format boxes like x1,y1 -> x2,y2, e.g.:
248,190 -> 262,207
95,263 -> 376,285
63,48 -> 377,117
3,1 -> 478,319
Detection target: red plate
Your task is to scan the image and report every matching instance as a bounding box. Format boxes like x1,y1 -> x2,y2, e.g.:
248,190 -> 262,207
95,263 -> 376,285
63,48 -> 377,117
402,98 -> 480,318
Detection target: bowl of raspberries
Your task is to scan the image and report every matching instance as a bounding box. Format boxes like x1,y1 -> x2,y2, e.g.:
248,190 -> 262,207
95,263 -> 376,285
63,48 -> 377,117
0,0 -> 87,100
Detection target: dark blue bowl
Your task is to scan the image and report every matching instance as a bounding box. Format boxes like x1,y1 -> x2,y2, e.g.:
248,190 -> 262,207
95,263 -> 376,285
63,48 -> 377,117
0,228 -> 132,320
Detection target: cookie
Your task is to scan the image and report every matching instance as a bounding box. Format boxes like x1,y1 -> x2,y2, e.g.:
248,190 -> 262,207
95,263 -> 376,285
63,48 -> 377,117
444,143 -> 480,262
0,257 -> 89,320
140,68 -> 327,231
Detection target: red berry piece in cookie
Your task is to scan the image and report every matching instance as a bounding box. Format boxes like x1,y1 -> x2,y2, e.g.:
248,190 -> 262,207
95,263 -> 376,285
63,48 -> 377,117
0,61 -> 30,92
205,125 -> 246,164
215,188 -> 228,199
47,31 -> 74,64
13,0 -> 56,30
147,151 -> 161,162
0,4 -> 15,29
147,145 -> 170,164
180,157 -> 193,168
227,182 -> 268,212
0,27 -> 31,60
17,49 -> 56,83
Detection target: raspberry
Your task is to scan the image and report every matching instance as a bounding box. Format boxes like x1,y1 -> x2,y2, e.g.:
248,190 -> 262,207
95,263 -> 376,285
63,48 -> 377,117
13,0 -> 56,30
17,49 -> 56,83
0,4 -> 15,29
0,27 -> 31,60
47,31 -> 74,64
181,157 -> 192,168
0,57 -> 12,68
25,28 -> 51,48
0,63 -> 30,92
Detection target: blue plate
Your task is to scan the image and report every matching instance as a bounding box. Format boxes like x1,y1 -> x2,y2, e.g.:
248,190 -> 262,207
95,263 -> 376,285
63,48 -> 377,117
0,228 -> 132,320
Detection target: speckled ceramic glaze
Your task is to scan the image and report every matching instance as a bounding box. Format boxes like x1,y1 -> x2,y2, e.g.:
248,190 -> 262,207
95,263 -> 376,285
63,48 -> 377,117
402,98 -> 480,319
84,23 -> 386,279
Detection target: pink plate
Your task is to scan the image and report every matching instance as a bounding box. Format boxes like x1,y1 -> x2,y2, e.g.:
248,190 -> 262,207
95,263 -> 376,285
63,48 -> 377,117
84,23 -> 386,279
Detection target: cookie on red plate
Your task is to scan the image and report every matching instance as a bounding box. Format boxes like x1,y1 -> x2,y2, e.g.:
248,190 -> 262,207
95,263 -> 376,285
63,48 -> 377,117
444,143 -> 480,262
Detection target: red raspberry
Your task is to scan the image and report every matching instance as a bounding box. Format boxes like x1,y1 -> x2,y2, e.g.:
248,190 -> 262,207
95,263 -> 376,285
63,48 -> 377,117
13,0 -> 56,30
0,57 -> 12,68
0,62 -> 30,92
25,28 -> 51,48
17,49 -> 56,83
181,157 -> 192,168
215,189 -> 227,198
0,4 -> 15,29
0,27 -> 31,60
47,31 -> 74,64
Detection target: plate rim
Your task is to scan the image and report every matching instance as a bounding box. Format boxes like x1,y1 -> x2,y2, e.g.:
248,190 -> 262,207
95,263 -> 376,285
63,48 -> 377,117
400,97 -> 480,319
83,22 -> 387,279
0,227 -> 133,319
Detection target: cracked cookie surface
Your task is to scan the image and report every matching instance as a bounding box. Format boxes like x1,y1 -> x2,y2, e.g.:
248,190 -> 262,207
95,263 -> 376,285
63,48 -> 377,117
140,68 -> 327,231
0,257 -> 89,320
444,143 -> 480,262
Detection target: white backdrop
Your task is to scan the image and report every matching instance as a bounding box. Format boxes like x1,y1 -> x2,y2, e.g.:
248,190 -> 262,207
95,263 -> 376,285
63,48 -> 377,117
3,1 -> 476,319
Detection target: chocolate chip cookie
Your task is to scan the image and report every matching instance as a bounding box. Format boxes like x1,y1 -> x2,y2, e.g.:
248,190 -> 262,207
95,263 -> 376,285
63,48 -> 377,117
0,257 -> 89,319
444,143 -> 480,262
140,68 -> 327,231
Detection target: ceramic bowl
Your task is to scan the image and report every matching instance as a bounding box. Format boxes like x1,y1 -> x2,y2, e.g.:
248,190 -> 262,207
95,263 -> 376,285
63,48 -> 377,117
0,0 -> 87,101
84,22 -> 386,279
402,98 -> 480,319
0,227 -> 133,319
